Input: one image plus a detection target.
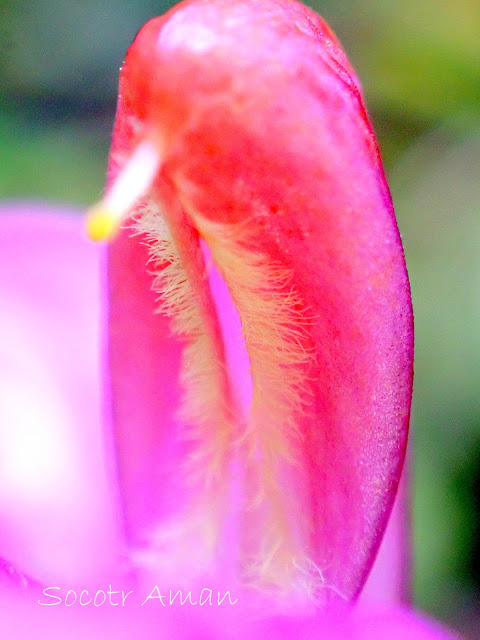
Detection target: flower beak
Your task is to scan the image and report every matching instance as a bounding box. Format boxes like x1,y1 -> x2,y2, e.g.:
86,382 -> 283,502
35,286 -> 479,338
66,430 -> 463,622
100,0 -> 414,607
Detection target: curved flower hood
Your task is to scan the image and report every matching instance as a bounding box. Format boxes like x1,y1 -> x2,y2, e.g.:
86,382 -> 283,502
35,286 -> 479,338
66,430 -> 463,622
96,0 -> 414,607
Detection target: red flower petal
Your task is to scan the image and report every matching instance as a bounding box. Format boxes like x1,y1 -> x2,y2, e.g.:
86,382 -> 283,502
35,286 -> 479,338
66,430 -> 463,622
107,0 -> 413,605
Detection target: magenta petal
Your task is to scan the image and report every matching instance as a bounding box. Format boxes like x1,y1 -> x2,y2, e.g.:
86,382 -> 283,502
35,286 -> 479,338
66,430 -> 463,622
0,587 -> 462,640
108,229 -> 189,550
255,605 -> 462,640
0,203 -> 122,584
346,606 -> 461,640
362,465 -> 410,603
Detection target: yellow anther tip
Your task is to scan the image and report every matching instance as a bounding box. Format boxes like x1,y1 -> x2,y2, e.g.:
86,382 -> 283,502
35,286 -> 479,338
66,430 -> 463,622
85,206 -> 118,242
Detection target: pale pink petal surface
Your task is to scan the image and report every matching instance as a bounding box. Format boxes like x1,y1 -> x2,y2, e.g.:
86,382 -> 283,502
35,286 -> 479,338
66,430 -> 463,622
0,203 -> 123,586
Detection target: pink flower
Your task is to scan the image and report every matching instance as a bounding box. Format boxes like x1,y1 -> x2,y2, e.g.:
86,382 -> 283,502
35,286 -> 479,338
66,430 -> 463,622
0,0 -> 460,636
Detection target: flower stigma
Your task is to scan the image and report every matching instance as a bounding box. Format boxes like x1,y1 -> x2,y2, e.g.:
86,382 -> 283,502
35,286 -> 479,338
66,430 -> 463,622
86,139 -> 162,242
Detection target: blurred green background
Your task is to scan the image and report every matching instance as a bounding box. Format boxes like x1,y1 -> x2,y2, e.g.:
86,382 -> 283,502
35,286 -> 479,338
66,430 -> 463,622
1,0 -> 479,635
